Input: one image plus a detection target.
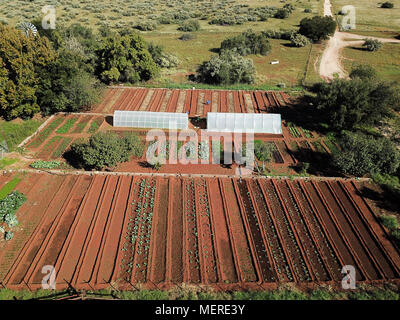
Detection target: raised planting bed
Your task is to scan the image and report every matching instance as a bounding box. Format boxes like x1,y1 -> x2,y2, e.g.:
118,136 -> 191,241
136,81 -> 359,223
35,136 -> 63,159
87,117 -> 104,134
71,116 -> 92,134
56,117 -> 78,134
27,117 -> 65,149
51,137 -> 74,159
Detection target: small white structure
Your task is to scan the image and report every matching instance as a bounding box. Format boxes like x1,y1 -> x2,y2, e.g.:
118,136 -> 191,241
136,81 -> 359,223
270,60 -> 280,65
114,111 -> 188,130
207,113 -> 282,134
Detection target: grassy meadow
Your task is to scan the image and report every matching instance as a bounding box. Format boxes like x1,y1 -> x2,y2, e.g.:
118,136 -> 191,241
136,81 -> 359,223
342,43 -> 400,82
331,0 -> 400,35
0,0 -> 324,87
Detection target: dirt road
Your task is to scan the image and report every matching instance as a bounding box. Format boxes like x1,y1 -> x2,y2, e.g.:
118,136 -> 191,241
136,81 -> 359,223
319,0 -> 400,80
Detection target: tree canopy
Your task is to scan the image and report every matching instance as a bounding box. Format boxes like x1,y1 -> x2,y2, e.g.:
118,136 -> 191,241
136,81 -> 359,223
299,16 -> 336,42
312,78 -> 399,130
0,24 -> 55,119
196,50 -> 255,85
220,30 -> 272,56
332,131 -> 400,176
96,33 -> 159,84
69,132 -> 144,170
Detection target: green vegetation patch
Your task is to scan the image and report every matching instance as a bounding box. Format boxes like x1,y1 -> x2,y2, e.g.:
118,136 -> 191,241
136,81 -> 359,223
56,118 -> 78,134
36,136 -> 63,158
0,177 -> 21,200
0,157 -> 18,169
27,118 -> 64,149
52,137 -> 73,159
87,118 -> 103,134
30,160 -> 61,169
0,119 -> 44,151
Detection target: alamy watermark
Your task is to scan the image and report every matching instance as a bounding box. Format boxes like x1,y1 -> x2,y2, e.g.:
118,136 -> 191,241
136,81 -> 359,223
341,5 -> 356,30
145,128 -> 255,176
41,5 -> 56,30
341,265 -> 356,289
41,265 -> 57,290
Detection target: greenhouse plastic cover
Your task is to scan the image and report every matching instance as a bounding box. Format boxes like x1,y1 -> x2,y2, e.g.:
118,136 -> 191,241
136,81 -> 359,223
207,113 -> 282,134
114,111 -> 189,129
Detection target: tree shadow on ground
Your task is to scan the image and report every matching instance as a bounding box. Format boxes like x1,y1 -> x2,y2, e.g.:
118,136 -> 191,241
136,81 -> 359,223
357,183 -> 400,213
348,46 -> 368,52
138,161 -> 153,168
280,94 -> 328,133
290,147 -> 342,177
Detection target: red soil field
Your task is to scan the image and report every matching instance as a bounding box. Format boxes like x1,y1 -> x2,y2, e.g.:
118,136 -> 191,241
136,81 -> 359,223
1,172 -> 399,290
90,88 -> 290,116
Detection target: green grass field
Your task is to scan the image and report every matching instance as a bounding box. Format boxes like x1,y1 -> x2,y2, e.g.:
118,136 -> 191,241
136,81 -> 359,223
331,0 -> 400,35
0,119 -> 44,152
342,43 -> 400,82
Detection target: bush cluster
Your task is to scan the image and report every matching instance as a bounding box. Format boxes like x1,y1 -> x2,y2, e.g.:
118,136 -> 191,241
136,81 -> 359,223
70,132 -> 144,170
196,50 -> 255,85
148,43 -> 180,69
220,30 -> 272,56
363,38 -> 383,52
332,131 -> 400,176
177,19 -> 200,32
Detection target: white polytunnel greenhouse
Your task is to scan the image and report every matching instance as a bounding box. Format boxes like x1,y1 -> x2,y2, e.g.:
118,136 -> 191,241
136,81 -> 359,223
113,111 -> 189,129
207,113 -> 282,134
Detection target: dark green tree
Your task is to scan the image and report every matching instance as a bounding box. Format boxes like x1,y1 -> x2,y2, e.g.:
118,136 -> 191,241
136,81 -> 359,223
36,49 -> 102,114
332,131 -> 400,176
70,132 -> 144,170
196,50 -> 255,85
220,30 -> 272,56
312,79 -> 399,130
299,16 -> 336,41
349,64 -> 377,80
0,24 -> 56,119
96,32 -> 159,84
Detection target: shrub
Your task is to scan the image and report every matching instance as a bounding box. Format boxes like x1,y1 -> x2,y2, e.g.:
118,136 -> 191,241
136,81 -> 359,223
290,33 -> 310,47
262,29 -> 296,40
363,38 -> 383,52
299,16 -> 337,42
349,64 -> 378,80
177,19 -> 200,32
312,79 -> 399,130
254,140 -> 275,162
209,14 -> 247,26
148,43 -> 179,68
4,231 -> 13,241
0,191 -> 26,227
178,33 -> 196,41
304,8 -> 312,13
220,30 -> 272,56
379,215 -> 399,230
381,2 -> 394,8
69,131 -> 144,170
196,50 -> 255,85
4,213 -> 18,227
198,141 -> 209,160
274,8 -> 290,19
134,21 -> 157,31
332,131 -> 400,176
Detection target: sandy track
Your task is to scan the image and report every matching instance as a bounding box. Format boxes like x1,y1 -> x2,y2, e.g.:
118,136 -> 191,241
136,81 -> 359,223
319,0 -> 400,80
